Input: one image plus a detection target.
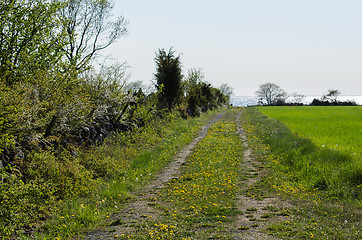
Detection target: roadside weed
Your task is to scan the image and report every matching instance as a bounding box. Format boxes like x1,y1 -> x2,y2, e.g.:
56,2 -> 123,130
114,110 -> 244,239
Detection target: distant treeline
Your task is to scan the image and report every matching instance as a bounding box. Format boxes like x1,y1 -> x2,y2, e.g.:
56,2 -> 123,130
255,83 -> 358,106
270,98 -> 358,106
310,98 -> 358,106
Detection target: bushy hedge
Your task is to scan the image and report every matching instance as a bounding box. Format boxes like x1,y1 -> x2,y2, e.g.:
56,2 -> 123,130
310,98 -> 357,106
0,2 -> 229,237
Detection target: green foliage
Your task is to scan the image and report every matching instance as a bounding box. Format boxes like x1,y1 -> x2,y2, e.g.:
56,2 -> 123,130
0,1 -> 229,238
81,63 -> 129,122
77,117 -> 167,180
31,108 -> 220,239
183,68 -> 204,91
0,148 -> 100,238
0,82 -> 22,150
153,53 -> 229,116
27,150 -> 98,199
0,0 -> 65,85
0,161 -> 59,237
154,48 -> 183,110
182,71 -> 227,117
179,69 -> 224,117
33,72 -> 94,136
0,1 -> 131,237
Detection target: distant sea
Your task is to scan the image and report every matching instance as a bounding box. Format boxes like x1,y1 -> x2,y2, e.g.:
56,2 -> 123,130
230,95 -> 362,107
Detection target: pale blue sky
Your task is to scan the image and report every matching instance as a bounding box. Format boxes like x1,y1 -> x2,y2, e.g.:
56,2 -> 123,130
103,0 -> 362,96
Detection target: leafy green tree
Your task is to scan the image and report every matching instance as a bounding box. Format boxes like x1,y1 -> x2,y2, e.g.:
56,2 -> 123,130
185,68 -> 204,87
154,48 -> 183,110
183,69 -> 204,117
181,69 -> 227,117
0,82 -> 24,151
58,0 -> 128,73
0,0 -> 64,85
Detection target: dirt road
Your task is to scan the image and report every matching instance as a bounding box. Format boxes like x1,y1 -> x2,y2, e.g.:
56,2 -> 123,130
84,110 -> 291,239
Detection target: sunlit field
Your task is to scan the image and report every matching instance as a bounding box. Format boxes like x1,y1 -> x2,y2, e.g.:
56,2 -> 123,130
243,106 -> 361,201
241,107 -> 361,238
258,106 -> 362,160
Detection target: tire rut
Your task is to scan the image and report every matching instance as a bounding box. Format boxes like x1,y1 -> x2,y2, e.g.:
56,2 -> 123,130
84,112 -> 225,239
233,110 -> 292,240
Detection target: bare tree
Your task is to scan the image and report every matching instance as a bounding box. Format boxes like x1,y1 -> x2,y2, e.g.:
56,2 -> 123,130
290,92 -> 306,104
59,0 -> 128,72
219,83 -> 234,97
125,80 -> 144,93
256,82 -> 287,105
322,89 -> 341,103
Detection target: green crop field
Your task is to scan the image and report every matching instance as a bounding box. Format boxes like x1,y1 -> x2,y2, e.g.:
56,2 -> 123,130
257,106 -> 362,160
241,106 -> 361,238
243,106 -> 362,203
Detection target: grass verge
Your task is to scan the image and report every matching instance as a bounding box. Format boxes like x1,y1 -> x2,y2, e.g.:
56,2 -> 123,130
21,109 -> 226,240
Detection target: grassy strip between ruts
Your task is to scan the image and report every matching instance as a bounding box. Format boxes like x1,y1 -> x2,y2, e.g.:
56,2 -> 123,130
241,107 -> 361,239
112,109 -> 244,239
24,108 -> 226,240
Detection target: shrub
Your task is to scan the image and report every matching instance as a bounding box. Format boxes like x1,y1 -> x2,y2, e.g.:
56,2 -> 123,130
26,150 -> 98,199
0,166 -> 57,238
